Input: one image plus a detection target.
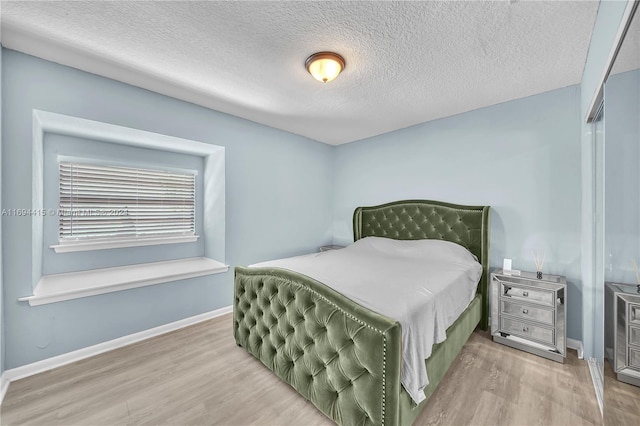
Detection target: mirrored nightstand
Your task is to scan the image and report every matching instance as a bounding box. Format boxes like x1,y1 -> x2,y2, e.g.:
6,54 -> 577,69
491,269 -> 566,363
606,282 -> 640,387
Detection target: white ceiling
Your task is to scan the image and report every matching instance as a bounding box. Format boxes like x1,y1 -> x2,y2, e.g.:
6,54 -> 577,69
1,1 -> 599,145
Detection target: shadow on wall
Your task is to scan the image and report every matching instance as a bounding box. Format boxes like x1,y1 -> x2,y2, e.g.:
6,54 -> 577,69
489,209 -> 506,270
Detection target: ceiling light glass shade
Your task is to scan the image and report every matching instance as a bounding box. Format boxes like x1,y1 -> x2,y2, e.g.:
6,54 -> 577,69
305,52 -> 345,83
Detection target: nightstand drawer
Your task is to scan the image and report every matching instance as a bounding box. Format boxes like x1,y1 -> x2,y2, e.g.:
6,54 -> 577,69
500,317 -> 555,346
502,284 -> 554,306
629,347 -> 640,369
630,304 -> 640,326
630,326 -> 640,347
501,300 -> 554,326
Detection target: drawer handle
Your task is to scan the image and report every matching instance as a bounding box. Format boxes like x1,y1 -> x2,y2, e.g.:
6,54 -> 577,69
523,291 -> 529,297
522,308 -> 529,315
522,326 -> 529,332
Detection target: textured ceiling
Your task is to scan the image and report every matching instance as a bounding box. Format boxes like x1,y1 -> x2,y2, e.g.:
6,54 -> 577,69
1,1 -> 599,145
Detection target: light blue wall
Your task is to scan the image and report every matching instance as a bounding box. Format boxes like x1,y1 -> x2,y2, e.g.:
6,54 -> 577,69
579,0 -> 630,360
333,86 -> 584,341
1,48 -> 334,369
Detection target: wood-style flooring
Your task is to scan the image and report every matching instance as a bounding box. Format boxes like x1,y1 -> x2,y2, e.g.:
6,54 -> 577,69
603,361 -> 640,426
0,313 -> 611,425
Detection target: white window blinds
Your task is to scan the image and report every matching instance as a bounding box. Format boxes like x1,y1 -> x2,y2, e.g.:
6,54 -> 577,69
57,161 -> 197,248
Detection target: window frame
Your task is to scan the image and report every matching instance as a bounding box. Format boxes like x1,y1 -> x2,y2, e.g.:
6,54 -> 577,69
31,110 -> 225,290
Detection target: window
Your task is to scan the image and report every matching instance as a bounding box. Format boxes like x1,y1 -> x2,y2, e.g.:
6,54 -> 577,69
52,161 -> 198,253
27,110 -> 227,306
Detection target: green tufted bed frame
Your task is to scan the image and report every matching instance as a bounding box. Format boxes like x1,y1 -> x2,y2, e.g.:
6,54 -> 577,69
234,200 -> 490,425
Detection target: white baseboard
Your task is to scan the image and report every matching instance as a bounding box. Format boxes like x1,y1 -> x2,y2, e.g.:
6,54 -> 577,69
0,372 -> 9,406
587,357 -> 604,416
2,305 -> 233,392
567,338 -> 584,359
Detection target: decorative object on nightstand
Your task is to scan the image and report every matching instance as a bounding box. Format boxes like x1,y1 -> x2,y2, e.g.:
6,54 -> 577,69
491,269 -> 566,363
532,250 -> 545,279
632,260 -> 640,294
502,258 -> 521,276
605,282 -> 640,387
319,245 -> 345,252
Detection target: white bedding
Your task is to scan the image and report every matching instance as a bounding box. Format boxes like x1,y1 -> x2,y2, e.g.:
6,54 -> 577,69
250,236 -> 482,405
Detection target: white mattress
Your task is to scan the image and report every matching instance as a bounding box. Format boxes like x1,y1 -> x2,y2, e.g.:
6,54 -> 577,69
250,236 -> 482,405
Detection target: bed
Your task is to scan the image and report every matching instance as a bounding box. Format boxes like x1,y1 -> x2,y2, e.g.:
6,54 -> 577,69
233,199 -> 490,425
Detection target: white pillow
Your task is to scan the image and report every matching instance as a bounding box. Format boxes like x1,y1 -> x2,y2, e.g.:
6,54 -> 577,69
349,236 -> 479,264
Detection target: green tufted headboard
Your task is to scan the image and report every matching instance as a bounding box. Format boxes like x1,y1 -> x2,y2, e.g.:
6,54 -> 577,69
353,199 -> 491,330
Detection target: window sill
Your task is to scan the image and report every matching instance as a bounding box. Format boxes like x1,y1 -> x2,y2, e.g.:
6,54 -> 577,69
50,235 -> 199,253
19,257 -> 229,306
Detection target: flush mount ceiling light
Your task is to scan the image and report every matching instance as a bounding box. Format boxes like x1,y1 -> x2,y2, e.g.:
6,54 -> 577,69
305,52 -> 345,83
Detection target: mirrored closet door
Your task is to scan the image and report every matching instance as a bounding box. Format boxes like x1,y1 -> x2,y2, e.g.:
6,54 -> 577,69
602,2 -> 640,423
